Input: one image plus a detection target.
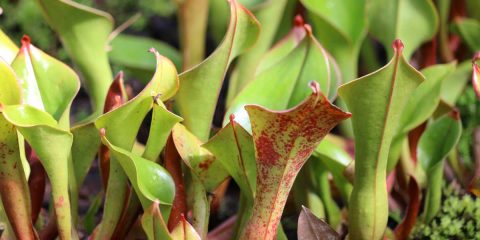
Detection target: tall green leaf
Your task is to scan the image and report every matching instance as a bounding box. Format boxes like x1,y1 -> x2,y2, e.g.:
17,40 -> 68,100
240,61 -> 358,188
387,62 -> 456,171
0,60 -> 36,240
204,116 -> 256,201
367,0 -> 438,59
2,105 -> 74,239
225,21 -> 340,131
338,40 -> 423,240
418,111 -> 462,222
453,18 -> 480,52
203,116 -> 256,237
172,124 -> 229,193
241,82 -> 350,240
141,201 -> 172,240
300,0 -> 367,81
94,50 -> 178,240
175,0 -> 260,141
11,36 -> 80,128
34,0 -> 114,114
226,0 -> 289,104
0,30 -> 18,64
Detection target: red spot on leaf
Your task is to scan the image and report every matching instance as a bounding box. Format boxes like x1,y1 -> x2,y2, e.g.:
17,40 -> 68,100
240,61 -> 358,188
199,157 -> 214,170
256,134 -> 280,165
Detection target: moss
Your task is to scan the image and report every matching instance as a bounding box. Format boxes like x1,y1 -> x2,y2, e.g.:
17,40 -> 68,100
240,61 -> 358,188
410,185 -> 480,239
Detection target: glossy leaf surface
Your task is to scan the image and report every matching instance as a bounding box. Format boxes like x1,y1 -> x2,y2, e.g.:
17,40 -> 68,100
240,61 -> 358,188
226,21 -> 339,131
367,0 -> 438,59
226,0 -> 289,103
418,112 -> 462,173
0,60 -> 21,105
297,206 -> 340,240
11,36 -> 80,127
175,0 -> 260,141
100,132 -> 175,209
338,40 -> 423,239
301,0 -> 366,80
241,82 -> 350,240
34,0 -> 114,114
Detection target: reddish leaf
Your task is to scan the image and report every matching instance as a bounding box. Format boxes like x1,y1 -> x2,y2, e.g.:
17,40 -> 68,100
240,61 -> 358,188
99,72 -> 127,190
241,82 -> 350,239
408,122 -> 427,164
473,52 -> 480,99
394,177 -> 421,240
27,148 -> 46,223
297,206 -> 340,240
165,135 -> 188,231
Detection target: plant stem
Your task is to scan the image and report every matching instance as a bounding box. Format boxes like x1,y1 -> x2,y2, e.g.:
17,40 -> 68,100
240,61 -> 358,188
177,0 -> 208,70
423,162 -> 444,222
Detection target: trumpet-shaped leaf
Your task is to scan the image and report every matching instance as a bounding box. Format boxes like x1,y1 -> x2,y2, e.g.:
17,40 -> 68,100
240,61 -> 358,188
11,36 -> 80,127
175,0 -> 260,141
34,0 -> 114,114
297,206 -> 340,240
172,124 -> 229,192
226,0 -> 289,103
367,0 -> 438,59
94,51 -> 178,239
0,60 -> 21,105
387,62 -> 456,171
1,105 -> 74,239
141,201 -> 172,240
226,20 -> 340,131
241,82 -> 350,240
0,30 -> 18,64
338,40 -> 423,239
143,102 -> 183,162
204,115 -> 256,201
300,0 -> 367,80
0,114 -> 35,239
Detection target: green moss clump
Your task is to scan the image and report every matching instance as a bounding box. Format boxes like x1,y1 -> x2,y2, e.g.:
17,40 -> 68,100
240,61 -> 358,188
410,185 -> 480,239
